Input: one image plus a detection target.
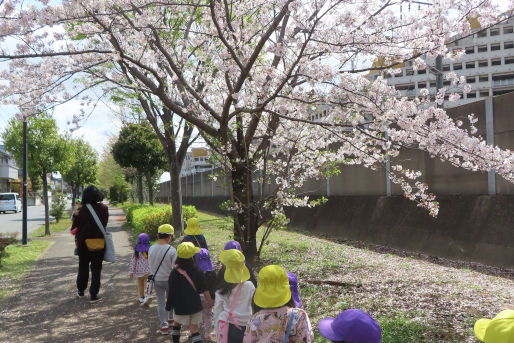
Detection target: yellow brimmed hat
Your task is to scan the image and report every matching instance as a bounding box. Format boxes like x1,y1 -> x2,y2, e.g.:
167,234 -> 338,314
220,249 -> 250,283
254,265 -> 292,309
177,242 -> 200,259
158,224 -> 174,235
184,217 -> 202,235
474,310 -> 514,343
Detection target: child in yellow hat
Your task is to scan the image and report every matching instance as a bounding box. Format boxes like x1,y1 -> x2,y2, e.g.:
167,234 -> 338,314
166,242 -> 214,343
214,249 -> 256,343
147,224 -> 177,335
243,265 -> 313,343
181,217 -> 208,249
474,310 -> 514,343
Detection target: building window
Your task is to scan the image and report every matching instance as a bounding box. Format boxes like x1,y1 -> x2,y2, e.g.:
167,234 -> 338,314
443,80 -> 451,86
465,46 -> 475,54
430,81 -> 436,88
477,30 -> 487,37
504,26 -> 514,34
479,75 -> 489,83
480,90 -> 490,97
504,41 -> 514,49
491,58 -> 502,66
453,63 -> 463,70
477,45 -> 487,53
490,28 -> 500,36
443,65 -> 450,71
405,69 -> 414,76
444,94 -> 449,100
465,61 -> 475,69
467,92 -> 477,99
505,57 -> 514,65
417,69 -> 426,75
478,60 -> 488,67
466,76 -> 476,83
491,43 -> 501,51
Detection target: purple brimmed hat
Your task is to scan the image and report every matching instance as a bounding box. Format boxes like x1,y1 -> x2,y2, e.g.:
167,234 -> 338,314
286,272 -> 302,307
195,248 -> 214,272
135,233 -> 150,253
224,240 -> 242,251
319,309 -> 381,343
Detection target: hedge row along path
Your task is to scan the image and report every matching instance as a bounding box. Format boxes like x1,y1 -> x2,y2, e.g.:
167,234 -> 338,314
0,207 -> 189,343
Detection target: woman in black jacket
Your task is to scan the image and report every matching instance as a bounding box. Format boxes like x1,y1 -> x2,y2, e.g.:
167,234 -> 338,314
73,185 -> 109,302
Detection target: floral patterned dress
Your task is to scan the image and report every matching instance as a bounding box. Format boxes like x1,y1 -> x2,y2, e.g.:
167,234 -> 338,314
243,306 -> 313,343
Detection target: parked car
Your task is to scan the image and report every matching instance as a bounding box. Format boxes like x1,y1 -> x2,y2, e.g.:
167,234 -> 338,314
0,193 -> 22,213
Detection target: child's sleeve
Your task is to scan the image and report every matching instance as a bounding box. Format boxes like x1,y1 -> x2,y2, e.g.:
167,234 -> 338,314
213,291 -> 223,329
292,310 -> 314,343
242,315 -> 256,343
194,270 -> 208,294
129,254 -> 136,273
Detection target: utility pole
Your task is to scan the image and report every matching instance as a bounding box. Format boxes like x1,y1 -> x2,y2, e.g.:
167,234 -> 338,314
22,119 -> 28,245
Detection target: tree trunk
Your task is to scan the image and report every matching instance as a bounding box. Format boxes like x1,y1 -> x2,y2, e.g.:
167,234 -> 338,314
136,172 -> 144,204
42,174 -> 50,236
169,160 -> 184,235
146,171 -> 154,206
231,162 -> 259,265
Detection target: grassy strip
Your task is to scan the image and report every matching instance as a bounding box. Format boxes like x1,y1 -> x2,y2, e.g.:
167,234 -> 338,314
195,211 -> 471,343
0,240 -> 51,301
31,219 -> 72,238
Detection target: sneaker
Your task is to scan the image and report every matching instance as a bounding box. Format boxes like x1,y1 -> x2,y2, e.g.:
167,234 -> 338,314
138,297 -> 144,304
157,326 -> 169,335
90,295 -> 102,303
142,295 -> 152,307
76,291 -> 85,298
167,319 -> 174,326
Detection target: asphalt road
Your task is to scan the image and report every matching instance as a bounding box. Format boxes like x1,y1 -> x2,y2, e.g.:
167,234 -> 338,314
0,203 -> 70,236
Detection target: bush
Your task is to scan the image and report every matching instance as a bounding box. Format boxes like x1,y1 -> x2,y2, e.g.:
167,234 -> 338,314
50,192 -> 67,223
121,202 -> 149,224
129,204 -> 198,239
0,233 -> 17,265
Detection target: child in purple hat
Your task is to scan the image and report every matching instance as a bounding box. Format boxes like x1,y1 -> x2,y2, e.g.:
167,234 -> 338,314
196,248 -> 217,342
129,233 -> 151,304
318,309 -> 382,343
286,272 -> 302,308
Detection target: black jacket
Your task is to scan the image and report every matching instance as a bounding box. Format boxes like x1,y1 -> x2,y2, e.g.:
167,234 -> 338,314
73,203 -> 109,258
166,267 -> 207,315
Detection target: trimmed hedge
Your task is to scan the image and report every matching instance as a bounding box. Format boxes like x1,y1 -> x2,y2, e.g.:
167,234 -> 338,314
121,202 -> 197,239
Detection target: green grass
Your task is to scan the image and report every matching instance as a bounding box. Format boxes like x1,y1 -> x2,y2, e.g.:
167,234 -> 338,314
194,211 -> 474,343
0,240 -> 51,300
31,218 -> 72,238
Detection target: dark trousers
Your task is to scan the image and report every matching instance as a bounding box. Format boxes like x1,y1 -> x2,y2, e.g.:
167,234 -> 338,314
77,254 -> 103,296
228,323 -> 246,343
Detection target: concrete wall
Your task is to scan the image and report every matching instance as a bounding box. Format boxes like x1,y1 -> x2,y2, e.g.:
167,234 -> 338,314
284,195 -> 514,269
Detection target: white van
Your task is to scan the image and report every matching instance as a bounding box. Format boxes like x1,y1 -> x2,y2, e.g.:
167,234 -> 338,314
0,193 -> 22,213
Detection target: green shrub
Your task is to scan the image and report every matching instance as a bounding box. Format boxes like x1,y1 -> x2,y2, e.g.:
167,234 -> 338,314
50,192 -> 67,223
0,233 -> 17,265
129,205 -> 198,239
121,202 -> 149,224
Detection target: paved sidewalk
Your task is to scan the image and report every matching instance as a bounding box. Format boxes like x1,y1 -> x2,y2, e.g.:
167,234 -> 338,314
0,207 -> 185,343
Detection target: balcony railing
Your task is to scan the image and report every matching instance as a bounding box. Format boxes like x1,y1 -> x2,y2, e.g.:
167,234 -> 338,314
493,78 -> 514,86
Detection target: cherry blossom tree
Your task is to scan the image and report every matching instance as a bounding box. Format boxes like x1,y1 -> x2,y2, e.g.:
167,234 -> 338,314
1,0 -> 513,260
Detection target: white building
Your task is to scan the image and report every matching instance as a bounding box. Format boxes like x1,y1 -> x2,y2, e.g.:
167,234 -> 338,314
372,17 -> 514,107
180,147 -> 212,177
0,145 -> 19,193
